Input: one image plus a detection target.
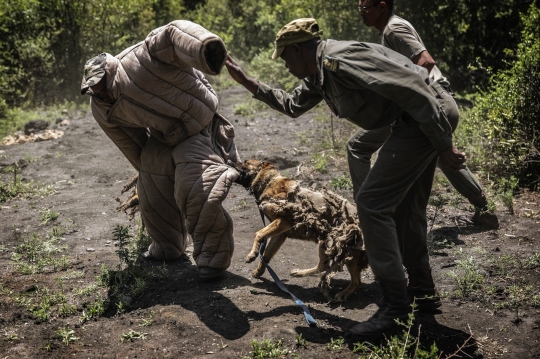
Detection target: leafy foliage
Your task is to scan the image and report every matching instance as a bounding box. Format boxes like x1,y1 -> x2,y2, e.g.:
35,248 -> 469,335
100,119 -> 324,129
455,4 -> 540,189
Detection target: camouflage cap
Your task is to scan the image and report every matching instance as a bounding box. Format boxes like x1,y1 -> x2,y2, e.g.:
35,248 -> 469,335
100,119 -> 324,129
81,53 -> 106,94
271,18 -> 323,60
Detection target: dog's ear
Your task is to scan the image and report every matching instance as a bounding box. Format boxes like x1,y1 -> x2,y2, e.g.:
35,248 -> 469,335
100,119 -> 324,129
260,161 -> 273,169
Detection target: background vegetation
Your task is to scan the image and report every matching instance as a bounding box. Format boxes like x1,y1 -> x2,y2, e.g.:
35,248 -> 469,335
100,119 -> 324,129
0,0 -> 539,188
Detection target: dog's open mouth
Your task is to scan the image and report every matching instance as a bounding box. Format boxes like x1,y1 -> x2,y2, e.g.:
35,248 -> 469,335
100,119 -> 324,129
227,160 -> 251,188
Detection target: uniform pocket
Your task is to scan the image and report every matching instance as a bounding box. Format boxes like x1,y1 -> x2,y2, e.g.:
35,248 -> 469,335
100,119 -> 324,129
334,90 -> 364,118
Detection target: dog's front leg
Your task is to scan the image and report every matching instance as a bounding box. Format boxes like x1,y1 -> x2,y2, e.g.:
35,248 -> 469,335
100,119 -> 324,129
252,233 -> 287,278
246,218 -> 292,263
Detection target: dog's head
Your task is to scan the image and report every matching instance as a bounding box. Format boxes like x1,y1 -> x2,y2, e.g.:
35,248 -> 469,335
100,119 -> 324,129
228,159 -> 276,189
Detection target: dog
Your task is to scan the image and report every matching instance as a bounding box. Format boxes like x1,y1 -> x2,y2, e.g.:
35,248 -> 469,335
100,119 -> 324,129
231,159 -> 369,301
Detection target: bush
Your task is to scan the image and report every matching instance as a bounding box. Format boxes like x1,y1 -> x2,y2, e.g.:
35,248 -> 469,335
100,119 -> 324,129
455,4 -> 540,190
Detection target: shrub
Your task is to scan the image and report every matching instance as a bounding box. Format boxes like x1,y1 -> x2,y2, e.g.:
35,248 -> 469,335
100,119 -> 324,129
455,4 -> 540,190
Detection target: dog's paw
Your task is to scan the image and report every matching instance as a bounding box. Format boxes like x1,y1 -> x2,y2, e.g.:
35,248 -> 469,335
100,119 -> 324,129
334,291 -> 351,302
245,252 -> 257,263
252,267 -> 265,278
290,268 -> 318,277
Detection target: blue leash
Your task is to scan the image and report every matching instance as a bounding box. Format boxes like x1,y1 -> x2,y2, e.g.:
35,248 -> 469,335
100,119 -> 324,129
257,229 -> 317,327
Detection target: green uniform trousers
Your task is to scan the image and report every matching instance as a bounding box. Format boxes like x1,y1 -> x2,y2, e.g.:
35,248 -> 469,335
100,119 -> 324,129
347,109 -> 487,210
355,86 -> 460,282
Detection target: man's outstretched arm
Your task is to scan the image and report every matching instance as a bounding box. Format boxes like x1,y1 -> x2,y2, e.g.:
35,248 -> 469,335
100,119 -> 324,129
225,55 -> 260,94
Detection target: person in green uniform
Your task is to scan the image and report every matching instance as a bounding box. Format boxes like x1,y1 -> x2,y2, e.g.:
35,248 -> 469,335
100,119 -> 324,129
225,17 -> 467,338
353,0 -> 498,229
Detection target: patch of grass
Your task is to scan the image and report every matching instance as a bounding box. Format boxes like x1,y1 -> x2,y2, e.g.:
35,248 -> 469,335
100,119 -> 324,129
331,173 -> 353,191
427,194 -> 449,232
295,333 -> 307,348
0,101 -> 77,139
139,310 -> 155,327
426,233 -> 455,256
73,283 -> 98,297
11,231 -> 69,274
231,199 -> 250,212
243,338 -> 289,358
326,336 -> 345,351
121,329 -> 148,343
233,102 -> 255,117
39,207 -> 59,225
448,257 -> 485,299
496,176 -> 519,215
0,163 -> 55,203
296,131 -> 309,145
353,308 -> 441,358
311,152 -> 328,173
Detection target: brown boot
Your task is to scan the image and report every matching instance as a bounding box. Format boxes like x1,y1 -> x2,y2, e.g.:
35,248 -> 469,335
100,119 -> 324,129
406,266 -> 441,312
348,280 -> 411,339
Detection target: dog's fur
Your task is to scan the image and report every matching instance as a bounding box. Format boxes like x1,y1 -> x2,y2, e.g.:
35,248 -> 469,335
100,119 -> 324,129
232,159 -> 369,301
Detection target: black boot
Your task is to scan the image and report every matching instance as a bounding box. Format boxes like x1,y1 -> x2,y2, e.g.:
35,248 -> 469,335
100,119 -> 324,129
406,266 -> 441,312
348,280 -> 411,339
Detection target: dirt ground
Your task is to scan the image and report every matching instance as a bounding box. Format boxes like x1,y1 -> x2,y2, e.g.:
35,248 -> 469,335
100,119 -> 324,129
0,87 -> 539,358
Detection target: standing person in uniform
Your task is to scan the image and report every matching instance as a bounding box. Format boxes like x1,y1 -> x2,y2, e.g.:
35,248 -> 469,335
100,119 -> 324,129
353,0 -> 499,229
225,18 -> 466,338
81,21 -> 240,280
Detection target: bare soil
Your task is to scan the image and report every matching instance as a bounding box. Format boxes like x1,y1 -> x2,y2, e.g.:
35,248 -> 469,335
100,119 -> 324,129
0,87 -> 539,358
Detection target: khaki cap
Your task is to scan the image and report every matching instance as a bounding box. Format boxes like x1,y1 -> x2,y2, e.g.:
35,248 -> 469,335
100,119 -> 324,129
271,18 -> 323,59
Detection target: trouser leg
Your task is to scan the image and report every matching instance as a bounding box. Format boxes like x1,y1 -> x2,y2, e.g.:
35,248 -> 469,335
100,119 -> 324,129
137,136 -> 188,260
432,86 -> 488,209
172,134 -> 237,271
438,162 -> 488,209
347,126 -> 392,199
137,170 -> 188,260
356,123 -> 438,283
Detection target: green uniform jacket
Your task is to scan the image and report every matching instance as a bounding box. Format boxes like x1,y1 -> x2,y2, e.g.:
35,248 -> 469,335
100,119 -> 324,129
254,40 -> 453,152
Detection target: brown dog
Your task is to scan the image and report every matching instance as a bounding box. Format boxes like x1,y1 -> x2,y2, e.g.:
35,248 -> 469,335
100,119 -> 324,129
232,159 -> 369,301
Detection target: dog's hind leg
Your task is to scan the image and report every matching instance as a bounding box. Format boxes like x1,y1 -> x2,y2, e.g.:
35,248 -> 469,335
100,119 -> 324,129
290,240 -> 326,277
246,218 -> 292,263
335,250 -> 369,301
252,233 -> 287,278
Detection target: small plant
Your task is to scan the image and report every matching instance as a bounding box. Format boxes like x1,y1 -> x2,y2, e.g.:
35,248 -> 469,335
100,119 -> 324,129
427,194 -> 449,232
55,326 -> 79,346
58,303 -> 78,317
295,333 -> 307,348
139,310 -> 155,327
121,329 -> 148,343
497,176 -> 518,215
233,102 -> 254,117
448,257 -> 485,299
0,163 -> 54,203
231,199 -> 250,211
353,307 -> 440,358
311,152 -> 328,173
3,329 -> 18,342
11,231 -> 68,274
98,225 -> 167,316
244,338 -> 289,358
326,336 -> 344,351
426,232 -> 455,255
331,174 -> 353,190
